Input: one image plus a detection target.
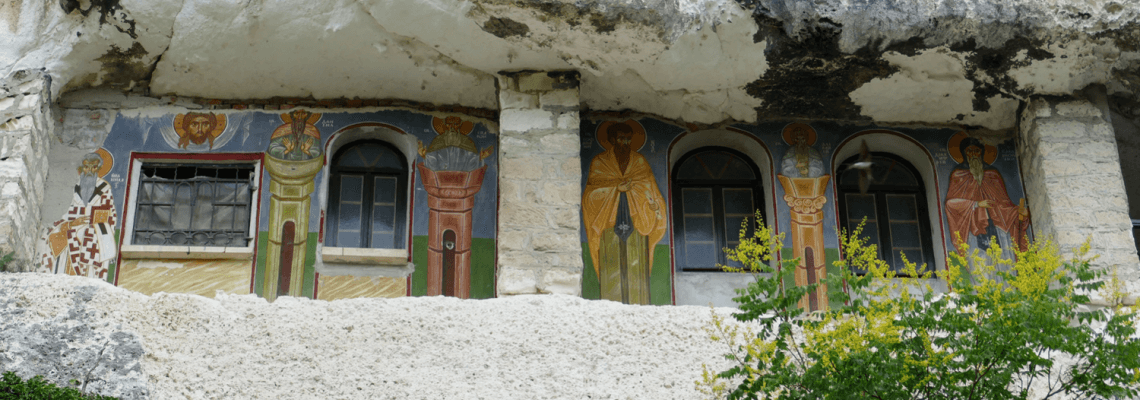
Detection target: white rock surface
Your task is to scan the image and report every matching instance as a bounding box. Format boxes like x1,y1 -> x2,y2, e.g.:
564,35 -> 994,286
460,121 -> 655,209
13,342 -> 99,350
1,273 -> 739,400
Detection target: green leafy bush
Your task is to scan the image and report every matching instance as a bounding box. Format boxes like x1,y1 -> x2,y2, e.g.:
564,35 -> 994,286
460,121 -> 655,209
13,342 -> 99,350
0,371 -> 118,400
700,212 -> 1140,399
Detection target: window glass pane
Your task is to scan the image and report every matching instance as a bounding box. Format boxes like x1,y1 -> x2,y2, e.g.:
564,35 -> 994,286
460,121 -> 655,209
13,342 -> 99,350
685,243 -> 717,270
338,203 -> 361,237
338,231 -> 361,248
172,182 -> 194,230
684,216 -> 715,243
677,151 -> 755,181
886,194 -> 919,221
374,176 -> 396,205
371,232 -> 395,249
337,143 -> 404,170
340,175 -> 363,202
682,188 -> 713,214
676,157 -> 710,180
878,157 -> 917,186
889,221 -> 922,249
133,164 -> 255,247
722,188 -> 754,216
844,193 -> 877,222
372,205 -> 395,235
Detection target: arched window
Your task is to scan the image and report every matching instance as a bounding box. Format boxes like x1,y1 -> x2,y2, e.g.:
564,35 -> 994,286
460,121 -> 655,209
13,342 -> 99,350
836,153 -> 935,274
671,147 -> 763,271
326,141 -> 408,249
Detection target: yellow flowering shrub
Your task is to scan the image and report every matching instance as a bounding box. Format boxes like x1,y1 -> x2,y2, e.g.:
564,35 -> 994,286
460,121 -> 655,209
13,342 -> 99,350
700,212 -> 1140,400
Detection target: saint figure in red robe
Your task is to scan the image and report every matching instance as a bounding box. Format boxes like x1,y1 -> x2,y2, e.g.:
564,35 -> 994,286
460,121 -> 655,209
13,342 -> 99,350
945,137 -> 1029,263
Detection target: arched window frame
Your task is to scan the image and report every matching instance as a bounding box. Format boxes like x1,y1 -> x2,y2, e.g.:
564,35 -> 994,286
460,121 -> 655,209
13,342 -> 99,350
670,147 -> 765,272
325,140 -> 409,249
317,123 -> 416,270
835,152 -> 936,274
830,130 -> 948,275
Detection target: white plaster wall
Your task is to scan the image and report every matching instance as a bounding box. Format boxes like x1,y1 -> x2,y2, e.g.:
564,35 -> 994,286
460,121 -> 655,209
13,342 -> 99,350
674,271 -> 755,307
3,273 -> 738,400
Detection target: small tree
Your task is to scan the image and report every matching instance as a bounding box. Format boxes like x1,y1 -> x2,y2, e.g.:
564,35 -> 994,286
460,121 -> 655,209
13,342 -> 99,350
700,211 -> 1140,399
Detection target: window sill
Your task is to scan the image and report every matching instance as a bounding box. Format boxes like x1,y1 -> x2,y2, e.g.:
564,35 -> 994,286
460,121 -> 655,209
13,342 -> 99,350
119,244 -> 255,260
322,247 -> 408,266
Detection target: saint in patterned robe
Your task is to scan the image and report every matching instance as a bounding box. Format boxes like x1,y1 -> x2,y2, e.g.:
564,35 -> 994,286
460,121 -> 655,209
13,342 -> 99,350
37,177 -> 118,279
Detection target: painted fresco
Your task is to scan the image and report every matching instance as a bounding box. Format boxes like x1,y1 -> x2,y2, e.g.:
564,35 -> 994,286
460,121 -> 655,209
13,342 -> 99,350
38,106 -> 499,301
35,149 -> 118,279
579,116 -> 1031,306
582,120 -> 669,305
775,123 -> 831,312
416,116 -> 494,298
944,132 -> 1030,264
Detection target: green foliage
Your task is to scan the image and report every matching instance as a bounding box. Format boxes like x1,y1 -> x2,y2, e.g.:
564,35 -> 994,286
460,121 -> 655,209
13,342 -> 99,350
0,371 -> 118,400
700,211 -> 1140,400
0,251 -> 14,272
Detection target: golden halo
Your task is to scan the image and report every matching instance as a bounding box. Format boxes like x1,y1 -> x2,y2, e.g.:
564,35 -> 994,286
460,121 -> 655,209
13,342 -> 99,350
94,148 -> 113,178
432,116 -> 474,135
947,131 -> 997,164
782,123 -> 817,146
596,119 -> 646,151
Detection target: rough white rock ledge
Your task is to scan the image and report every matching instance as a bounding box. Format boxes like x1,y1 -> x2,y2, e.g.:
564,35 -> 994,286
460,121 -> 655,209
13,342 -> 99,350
0,273 -> 736,400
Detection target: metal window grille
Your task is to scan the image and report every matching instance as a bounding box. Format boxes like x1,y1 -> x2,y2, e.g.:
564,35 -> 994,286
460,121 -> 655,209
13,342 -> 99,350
132,163 -> 256,247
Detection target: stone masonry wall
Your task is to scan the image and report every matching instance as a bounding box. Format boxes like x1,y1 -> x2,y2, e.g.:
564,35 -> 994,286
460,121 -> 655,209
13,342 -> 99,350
496,71 -> 583,296
0,70 -> 54,271
1018,88 -> 1140,294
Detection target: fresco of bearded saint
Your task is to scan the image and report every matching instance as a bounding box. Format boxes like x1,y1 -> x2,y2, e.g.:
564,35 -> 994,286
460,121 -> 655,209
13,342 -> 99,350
173,112 -> 227,150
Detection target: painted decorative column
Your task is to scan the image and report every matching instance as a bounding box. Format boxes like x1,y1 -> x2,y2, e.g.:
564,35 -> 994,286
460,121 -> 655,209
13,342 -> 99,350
776,123 -> 830,311
263,110 -> 324,301
417,116 -> 492,298
778,175 -> 831,311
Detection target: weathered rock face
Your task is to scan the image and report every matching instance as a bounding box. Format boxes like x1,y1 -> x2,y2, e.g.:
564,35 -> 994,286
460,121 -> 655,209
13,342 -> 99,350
3,0 -> 1140,128
0,275 -> 148,399
0,273 -> 736,399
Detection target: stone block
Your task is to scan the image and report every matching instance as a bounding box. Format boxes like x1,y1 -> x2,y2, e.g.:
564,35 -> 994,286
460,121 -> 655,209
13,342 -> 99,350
497,266 -> 539,295
531,231 -> 577,252
501,157 -> 544,180
538,269 -> 581,295
1055,100 -> 1101,118
551,208 -> 580,229
561,158 -> 581,177
539,89 -> 579,108
517,73 -> 556,93
539,181 -> 580,206
538,133 -> 579,153
499,230 -> 530,251
500,91 -> 539,110
18,94 -> 40,109
555,112 -> 579,130
500,203 -> 549,228
1026,98 -> 1052,119
501,109 -> 553,132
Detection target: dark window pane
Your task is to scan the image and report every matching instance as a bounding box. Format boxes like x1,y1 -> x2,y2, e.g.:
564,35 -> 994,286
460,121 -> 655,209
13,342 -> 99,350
372,205 -> 395,234
722,188 -> 755,216
845,193 -> 877,222
889,222 -> 922,249
133,164 -> 255,247
684,214 -> 715,242
338,203 -> 361,234
371,232 -> 395,249
340,175 -> 363,202
374,177 -> 396,205
685,243 -> 717,269
886,194 -> 919,221
682,188 -> 713,214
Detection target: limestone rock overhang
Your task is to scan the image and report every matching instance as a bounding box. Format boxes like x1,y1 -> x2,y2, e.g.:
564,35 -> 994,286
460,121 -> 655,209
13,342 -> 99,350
3,0 -> 1140,130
